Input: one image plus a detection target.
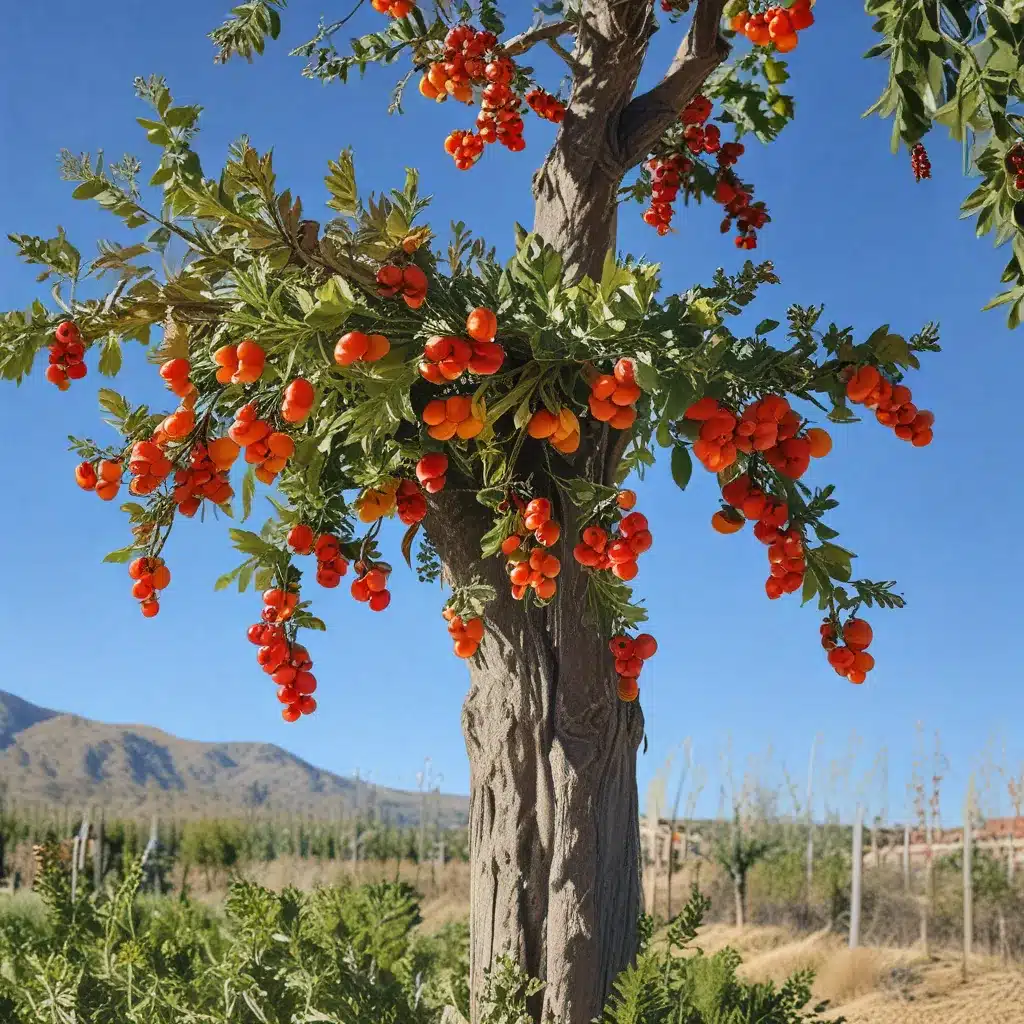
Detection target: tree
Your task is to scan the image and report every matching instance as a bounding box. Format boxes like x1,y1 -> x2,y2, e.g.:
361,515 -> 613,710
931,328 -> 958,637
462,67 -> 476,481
1,1 -> 1019,1021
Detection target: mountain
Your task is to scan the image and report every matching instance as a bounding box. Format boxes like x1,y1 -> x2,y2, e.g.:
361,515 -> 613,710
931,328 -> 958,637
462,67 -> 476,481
0,690 -> 468,827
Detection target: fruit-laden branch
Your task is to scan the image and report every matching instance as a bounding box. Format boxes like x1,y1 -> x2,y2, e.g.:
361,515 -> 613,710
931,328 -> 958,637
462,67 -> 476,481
618,0 -> 731,167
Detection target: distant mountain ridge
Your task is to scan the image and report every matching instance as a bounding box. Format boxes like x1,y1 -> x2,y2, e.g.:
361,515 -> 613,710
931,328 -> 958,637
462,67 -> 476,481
0,690 -> 468,826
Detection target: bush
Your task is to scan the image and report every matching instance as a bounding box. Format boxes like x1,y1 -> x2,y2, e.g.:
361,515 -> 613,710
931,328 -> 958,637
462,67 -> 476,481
0,843 -> 840,1023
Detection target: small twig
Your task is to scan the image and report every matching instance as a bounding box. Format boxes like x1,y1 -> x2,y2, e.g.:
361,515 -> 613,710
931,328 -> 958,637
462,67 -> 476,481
546,36 -> 583,74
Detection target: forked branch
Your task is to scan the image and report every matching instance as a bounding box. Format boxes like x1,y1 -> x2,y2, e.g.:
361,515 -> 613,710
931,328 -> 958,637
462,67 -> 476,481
504,19 -> 576,57
617,0 -> 731,166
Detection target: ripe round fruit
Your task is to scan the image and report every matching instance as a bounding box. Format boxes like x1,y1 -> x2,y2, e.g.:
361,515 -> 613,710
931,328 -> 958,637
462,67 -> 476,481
843,618 -> 873,650
466,307 -> 497,343
288,523 -> 315,554
711,510 -> 744,534
806,427 -> 832,458
617,676 -> 640,702
616,490 -> 637,511
369,590 -> 391,611
633,634 -> 658,660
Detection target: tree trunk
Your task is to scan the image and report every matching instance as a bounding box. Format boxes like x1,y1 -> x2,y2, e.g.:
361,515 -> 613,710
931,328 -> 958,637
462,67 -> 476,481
421,5 -> 731,1018
427,478 -> 643,1024
733,872 -> 746,929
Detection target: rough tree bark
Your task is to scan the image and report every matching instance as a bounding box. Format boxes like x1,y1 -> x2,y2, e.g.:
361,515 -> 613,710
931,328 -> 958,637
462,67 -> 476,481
425,4 -> 730,1022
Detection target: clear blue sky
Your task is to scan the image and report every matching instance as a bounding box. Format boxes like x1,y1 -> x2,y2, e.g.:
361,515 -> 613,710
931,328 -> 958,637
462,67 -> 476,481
1,2 -> 1021,827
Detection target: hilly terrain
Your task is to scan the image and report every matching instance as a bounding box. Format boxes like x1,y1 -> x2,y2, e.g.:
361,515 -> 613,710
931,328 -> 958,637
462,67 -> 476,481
0,690 -> 469,826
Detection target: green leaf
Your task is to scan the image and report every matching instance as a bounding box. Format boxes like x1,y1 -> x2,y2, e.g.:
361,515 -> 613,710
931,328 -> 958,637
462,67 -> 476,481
72,180 -> 106,201
870,333 -> 911,366
241,465 -> 256,522
98,336 -> 123,377
670,445 -> 693,491
214,562 -> 246,592
325,149 -> 358,217
755,318 -> 780,334
663,377 -> 696,421
800,570 -> 818,606
633,357 -> 662,393
103,544 -> 137,564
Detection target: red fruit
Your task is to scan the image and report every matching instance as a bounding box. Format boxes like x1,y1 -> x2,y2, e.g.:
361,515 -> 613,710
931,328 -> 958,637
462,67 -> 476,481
282,705 -> 301,723
287,523 -> 315,554
369,589 -> 391,611
633,634 -> 658,660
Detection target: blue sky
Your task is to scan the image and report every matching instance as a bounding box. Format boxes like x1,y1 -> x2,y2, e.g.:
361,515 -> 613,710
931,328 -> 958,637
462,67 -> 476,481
1,2 -> 1021,828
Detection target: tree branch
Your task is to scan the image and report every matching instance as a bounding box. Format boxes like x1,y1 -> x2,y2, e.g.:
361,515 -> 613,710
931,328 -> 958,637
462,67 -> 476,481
616,0 -> 731,167
504,19 -> 575,57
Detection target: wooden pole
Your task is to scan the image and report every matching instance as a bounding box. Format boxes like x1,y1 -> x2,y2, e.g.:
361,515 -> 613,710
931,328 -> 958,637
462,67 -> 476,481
805,734 -> 818,902
962,778 -> 974,982
849,804 -> 863,949
902,823 -> 911,891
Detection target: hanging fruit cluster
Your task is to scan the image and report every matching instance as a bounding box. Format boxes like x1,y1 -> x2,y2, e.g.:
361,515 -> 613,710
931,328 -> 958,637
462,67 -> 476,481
503,498 -> 562,601
844,366 -> 934,446
312,533 -> 349,588
214,339 -> 265,385
351,562 -> 392,611
46,321 -> 87,390
371,0 -> 415,17
729,0 -> 815,53
525,88 -> 566,123
376,264 -> 428,309
75,458 -> 123,501
642,95 -> 770,248
910,142 -> 932,182
526,407 -> 581,453
128,555 -> 171,618
610,633 -> 658,702
247,615 -> 318,723
573,489 -> 654,585
423,395 -> 486,440
443,606 -> 486,658
588,358 -> 641,430
419,308 -> 505,381
334,330 -> 391,366
821,617 -> 875,685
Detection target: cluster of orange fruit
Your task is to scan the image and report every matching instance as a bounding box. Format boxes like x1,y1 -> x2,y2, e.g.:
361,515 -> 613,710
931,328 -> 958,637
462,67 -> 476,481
443,607 -> 486,659
714,473 -> 807,598
419,307 -> 505,381
128,555 -> 171,618
573,502 -> 653,582
525,88 -> 566,123
685,394 -> 831,478
351,563 -> 392,611
75,458 -> 123,501
502,498 -> 562,601
46,321 -> 87,390
729,1 -> 814,53
371,0 -> 415,17
423,395 -> 486,440
311,533 -> 351,589
214,340 -> 265,385
526,407 -> 581,454
844,366 -> 934,447
420,28 -> 527,169
610,633 -> 658,702
229,403 -> 295,484
334,330 -> 391,366
173,441 -> 237,516
247,618 -> 318,722
821,617 -> 875,685
588,359 -> 641,430
158,357 -> 195,400
376,264 -> 428,309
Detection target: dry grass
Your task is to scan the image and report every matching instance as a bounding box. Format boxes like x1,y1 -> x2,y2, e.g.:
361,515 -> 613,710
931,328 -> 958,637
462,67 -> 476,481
697,922 -> 1024,1023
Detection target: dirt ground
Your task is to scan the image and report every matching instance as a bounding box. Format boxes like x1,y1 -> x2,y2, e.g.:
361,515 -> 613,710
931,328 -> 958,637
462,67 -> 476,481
698,923 -> 1024,1023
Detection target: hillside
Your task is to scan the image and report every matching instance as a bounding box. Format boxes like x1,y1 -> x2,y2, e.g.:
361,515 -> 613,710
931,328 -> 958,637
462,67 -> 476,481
0,690 -> 468,826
